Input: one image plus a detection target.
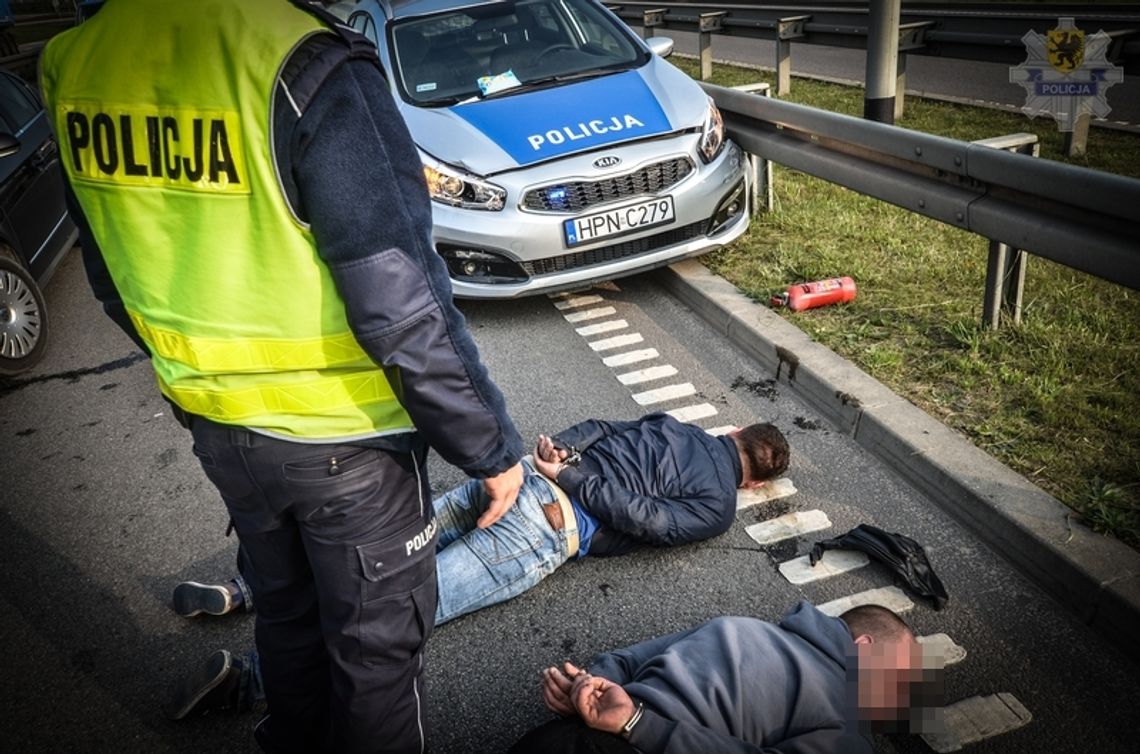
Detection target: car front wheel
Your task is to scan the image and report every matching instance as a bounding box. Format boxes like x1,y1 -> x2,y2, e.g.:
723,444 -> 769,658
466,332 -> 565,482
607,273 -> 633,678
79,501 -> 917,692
0,255 -> 49,376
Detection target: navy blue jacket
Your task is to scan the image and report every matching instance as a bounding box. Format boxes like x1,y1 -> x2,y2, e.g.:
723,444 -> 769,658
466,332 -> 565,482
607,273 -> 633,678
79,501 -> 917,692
553,413 -> 742,556
69,33 -> 522,478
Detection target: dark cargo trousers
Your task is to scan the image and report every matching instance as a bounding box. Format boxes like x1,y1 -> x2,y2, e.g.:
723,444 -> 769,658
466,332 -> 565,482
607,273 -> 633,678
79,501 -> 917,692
189,418 -> 438,754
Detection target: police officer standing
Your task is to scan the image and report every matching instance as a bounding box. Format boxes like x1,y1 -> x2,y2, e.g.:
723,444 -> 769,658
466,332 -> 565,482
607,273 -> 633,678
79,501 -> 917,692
40,1 -> 524,752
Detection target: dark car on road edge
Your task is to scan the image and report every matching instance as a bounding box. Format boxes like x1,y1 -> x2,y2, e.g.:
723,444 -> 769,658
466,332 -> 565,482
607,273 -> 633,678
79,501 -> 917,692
0,68 -> 77,375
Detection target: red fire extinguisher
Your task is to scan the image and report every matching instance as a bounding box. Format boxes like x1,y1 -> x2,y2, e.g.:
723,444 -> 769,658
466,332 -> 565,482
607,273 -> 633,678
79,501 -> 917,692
770,277 -> 857,311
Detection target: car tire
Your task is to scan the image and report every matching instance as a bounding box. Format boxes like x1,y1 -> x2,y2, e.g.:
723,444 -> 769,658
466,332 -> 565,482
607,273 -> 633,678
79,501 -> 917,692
0,254 -> 49,376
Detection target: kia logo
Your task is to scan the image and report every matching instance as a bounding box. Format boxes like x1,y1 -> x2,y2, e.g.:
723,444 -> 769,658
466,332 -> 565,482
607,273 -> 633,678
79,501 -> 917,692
593,155 -> 621,169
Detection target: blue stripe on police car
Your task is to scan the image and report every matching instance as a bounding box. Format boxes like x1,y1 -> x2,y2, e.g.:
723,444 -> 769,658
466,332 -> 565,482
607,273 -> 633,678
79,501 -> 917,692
451,70 -> 673,166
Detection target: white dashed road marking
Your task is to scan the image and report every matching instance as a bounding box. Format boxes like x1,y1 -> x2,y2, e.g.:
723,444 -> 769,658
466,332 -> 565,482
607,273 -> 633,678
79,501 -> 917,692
735,477 -> 797,510
563,306 -> 617,323
666,403 -> 719,422
778,550 -> 870,584
921,693 -> 1032,753
745,509 -> 831,545
631,382 -> 696,405
617,365 -> 678,385
707,425 -> 736,436
917,633 -> 968,667
816,586 -> 914,617
577,319 -> 628,337
549,294 -> 733,437
553,295 -> 604,310
588,333 -> 644,351
602,348 -> 659,367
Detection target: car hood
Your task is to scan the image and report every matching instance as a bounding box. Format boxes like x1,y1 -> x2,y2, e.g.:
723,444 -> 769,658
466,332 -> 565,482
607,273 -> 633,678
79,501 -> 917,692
399,58 -> 708,176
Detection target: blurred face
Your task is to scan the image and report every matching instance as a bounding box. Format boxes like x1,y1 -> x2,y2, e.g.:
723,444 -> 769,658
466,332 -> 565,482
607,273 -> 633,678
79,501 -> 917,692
854,636 -> 923,721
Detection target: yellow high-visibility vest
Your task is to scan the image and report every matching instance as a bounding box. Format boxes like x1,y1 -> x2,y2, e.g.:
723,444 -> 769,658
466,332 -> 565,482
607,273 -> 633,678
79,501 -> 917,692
41,0 -> 414,441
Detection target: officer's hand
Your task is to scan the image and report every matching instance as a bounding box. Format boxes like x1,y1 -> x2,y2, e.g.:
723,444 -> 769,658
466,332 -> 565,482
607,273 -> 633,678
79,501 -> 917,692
571,671 -> 635,734
479,462 -> 523,528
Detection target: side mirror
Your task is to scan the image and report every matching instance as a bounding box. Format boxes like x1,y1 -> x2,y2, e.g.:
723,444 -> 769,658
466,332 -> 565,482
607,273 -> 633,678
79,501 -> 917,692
646,36 -> 674,58
0,132 -> 20,158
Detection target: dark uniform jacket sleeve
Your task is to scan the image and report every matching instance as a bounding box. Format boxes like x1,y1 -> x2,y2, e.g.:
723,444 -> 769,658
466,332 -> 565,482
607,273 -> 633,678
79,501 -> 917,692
276,54 -> 523,478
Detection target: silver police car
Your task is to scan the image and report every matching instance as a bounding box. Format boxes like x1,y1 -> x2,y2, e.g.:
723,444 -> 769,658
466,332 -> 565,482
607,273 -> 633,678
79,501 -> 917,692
333,0 -> 749,298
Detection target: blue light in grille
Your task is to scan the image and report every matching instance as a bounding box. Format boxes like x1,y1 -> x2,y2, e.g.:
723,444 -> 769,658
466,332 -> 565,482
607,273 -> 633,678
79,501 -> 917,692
546,186 -> 569,209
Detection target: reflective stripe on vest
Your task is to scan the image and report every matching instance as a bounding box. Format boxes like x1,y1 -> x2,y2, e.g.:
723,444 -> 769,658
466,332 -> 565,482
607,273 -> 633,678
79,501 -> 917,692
161,372 -> 401,423
127,311 -> 370,372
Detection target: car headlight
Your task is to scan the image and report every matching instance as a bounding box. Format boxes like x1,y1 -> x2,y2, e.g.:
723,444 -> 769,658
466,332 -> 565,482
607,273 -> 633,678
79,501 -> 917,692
697,98 -> 725,164
422,160 -> 506,211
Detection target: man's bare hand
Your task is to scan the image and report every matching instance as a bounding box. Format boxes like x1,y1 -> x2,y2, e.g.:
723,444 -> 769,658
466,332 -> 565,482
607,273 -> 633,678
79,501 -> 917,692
570,668 -> 636,735
536,434 -> 567,464
541,665 -> 576,717
479,462 -> 523,528
533,434 -> 567,481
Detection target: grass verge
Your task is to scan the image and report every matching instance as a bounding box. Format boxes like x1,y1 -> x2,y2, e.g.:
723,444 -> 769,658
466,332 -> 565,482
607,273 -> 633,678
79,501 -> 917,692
671,57 -> 1140,548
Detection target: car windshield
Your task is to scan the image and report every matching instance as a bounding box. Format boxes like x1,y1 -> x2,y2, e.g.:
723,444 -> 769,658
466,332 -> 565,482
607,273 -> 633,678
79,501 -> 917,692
390,0 -> 647,106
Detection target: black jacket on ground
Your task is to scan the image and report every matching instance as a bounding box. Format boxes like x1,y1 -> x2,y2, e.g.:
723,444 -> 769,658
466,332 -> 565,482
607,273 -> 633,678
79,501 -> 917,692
553,413 -> 742,556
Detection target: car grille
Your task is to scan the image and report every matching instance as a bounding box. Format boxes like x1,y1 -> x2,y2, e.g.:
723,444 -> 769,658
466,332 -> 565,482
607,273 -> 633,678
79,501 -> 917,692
521,157 -> 695,213
521,220 -> 706,277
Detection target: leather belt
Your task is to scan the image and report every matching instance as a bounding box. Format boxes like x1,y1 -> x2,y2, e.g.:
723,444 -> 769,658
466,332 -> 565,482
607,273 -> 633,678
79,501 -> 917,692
533,470 -> 580,559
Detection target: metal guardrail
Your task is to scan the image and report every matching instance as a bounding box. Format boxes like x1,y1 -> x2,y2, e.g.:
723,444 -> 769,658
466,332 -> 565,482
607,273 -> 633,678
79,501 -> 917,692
704,81 -> 1140,292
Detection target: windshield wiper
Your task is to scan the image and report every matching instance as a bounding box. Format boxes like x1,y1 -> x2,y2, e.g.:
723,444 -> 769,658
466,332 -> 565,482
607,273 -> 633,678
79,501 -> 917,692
417,94 -> 472,107
479,65 -> 632,101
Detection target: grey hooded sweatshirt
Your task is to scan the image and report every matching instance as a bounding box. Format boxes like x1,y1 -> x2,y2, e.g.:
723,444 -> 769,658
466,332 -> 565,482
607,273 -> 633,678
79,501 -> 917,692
588,601 -> 871,753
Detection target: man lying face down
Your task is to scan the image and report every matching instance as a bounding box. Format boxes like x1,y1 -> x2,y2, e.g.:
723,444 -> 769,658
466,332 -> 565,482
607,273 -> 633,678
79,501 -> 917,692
515,602 -> 935,754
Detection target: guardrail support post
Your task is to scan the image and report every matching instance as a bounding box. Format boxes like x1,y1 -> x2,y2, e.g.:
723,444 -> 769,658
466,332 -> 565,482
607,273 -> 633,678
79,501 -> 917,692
698,13 -> 726,81
973,133 -> 1039,329
641,8 -> 666,41
892,22 -> 931,122
864,0 -> 902,123
1065,112 -> 1092,157
983,243 -> 1028,329
895,53 -> 907,120
731,83 -> 775,214
775,17 -> 808,96
776,38 -> 791,95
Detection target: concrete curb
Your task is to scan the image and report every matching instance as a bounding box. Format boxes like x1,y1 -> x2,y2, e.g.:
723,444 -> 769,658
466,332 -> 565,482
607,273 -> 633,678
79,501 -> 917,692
656,259 -> 1140,661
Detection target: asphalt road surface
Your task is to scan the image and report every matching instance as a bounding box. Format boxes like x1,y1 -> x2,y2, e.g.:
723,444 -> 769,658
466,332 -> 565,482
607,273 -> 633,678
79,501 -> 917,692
2,249 -> 1138,753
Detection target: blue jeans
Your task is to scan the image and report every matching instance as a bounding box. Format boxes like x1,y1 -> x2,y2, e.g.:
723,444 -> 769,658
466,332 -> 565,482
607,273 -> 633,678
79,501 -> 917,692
433,458 -> 577,625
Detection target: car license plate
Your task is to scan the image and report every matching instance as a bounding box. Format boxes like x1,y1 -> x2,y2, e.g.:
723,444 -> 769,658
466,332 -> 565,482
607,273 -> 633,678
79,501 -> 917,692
563,196 -> 675,247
